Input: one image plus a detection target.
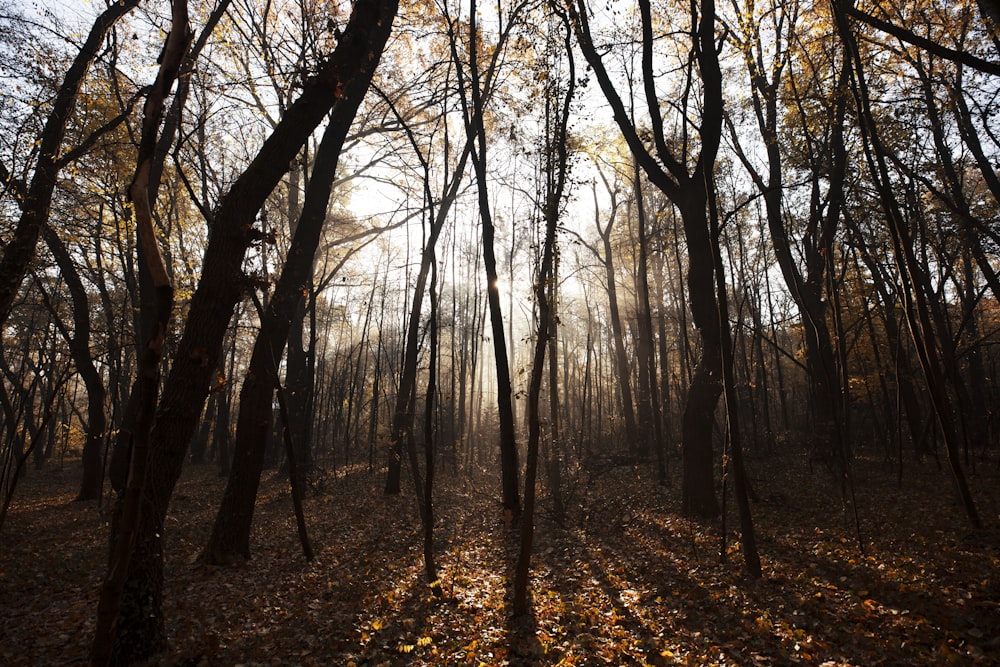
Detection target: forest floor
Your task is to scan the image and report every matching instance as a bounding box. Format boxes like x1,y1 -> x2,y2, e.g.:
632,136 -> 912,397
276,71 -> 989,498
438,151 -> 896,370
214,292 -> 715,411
1,451 -> 999,666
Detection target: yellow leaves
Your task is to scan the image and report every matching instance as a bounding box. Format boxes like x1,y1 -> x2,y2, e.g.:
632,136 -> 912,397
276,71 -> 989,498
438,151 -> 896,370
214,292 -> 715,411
371,618 -> 384,631
417,636 -> 433,647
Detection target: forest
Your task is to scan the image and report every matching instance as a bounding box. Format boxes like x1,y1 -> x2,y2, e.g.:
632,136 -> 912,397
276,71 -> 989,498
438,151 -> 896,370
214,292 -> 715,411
0,0 -> 999,664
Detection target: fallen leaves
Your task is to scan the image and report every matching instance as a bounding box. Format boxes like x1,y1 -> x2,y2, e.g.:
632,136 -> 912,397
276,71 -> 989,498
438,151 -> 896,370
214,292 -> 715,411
0,459 -> 997,665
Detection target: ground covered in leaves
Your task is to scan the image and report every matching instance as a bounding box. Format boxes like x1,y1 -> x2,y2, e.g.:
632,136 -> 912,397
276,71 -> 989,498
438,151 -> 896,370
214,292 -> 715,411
1,452 -> 999,666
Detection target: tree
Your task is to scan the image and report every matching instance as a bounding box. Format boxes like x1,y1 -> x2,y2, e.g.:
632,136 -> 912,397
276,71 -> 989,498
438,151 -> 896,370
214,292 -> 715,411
0,0 -> 141,329
513,4 -> 575,616
570,0 -> 729,518
831,0 -> 981,528
570,159 -> 640,452
727,0 -> 852,473
448,0 -> 534,516
0,152 -> 108,502
382,76 -> 475,496
109,0 -> 399,660
202,93 -> 372,564
90,0 -> 191,662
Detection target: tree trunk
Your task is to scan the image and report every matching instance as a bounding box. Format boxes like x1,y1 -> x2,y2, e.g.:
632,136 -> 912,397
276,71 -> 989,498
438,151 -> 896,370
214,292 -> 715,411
384,141 -> 470,494
111,2 -> 399,658
598,208 -> 640,452
203,19 -> 397,564
729,7 -> 847,469
43,226 -> 108,501
422,246 -> 442,596
514,18 -> 573,611
91,1 -> 189,661
633,168 -> 666,481
572,0 -> 727,519
454,0 -> 520,515
832,0 -> 980,529
676,191 -> 723,520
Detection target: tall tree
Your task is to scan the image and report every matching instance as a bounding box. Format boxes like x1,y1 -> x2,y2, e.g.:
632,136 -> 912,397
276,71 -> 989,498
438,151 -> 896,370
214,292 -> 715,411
831,0 -> 981,528
631,167 -> 667,480
382,94 -> 474,495
571,0 -> 729,518
42,226 -> 108,501
90,0 -> 191,662
0,149 -> 109,502
448,0 -> 532,516
728,0 -> 851,471
572,163 -> 640,451
513,4 -> 575,616
202,95 -> 375,564
109,1 -> 399,660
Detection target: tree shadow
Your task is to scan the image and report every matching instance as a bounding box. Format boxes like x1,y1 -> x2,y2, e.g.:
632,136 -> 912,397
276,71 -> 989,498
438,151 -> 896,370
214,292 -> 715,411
499,521 -> 544,665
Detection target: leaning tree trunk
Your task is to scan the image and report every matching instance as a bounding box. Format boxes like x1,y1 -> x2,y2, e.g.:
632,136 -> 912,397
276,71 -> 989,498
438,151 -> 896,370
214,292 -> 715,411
201,99 -> 361,564
110,3 -> 399,661
107,0 -> 232,492
384,142 -> 471,495
5,161 -> 109,502
831,0 -> 980,529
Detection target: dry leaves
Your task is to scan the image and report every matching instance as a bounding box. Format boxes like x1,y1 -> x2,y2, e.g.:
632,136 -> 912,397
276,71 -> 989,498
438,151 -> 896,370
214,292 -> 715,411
0,457 -> 997,665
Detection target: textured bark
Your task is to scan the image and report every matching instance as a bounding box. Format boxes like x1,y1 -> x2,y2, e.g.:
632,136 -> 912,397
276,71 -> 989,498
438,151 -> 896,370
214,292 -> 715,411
109,0 -> 232,490
91,0 -> 190,662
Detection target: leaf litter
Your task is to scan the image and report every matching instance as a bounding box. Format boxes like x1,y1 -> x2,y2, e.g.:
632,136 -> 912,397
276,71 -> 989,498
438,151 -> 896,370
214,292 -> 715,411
0,456 -> 998,665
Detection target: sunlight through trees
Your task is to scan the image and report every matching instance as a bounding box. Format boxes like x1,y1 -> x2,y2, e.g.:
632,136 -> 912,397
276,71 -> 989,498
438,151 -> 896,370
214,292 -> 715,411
0,0 -> 999,663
